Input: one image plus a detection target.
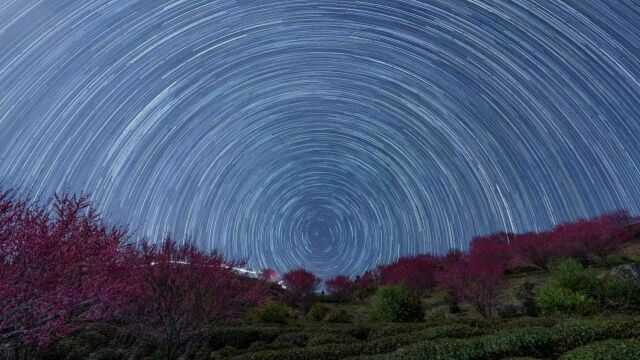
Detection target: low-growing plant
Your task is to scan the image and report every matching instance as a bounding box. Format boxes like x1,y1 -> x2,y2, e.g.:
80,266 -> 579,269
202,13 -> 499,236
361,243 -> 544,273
326,307 -> 353,323
370,285 -> 423,322
306,303 -> 329,322
248,301 -> 294,324
606,254 -> 628,267
536,285 -> 598,315
560,339 -> 640,360
445,297 -> 461,314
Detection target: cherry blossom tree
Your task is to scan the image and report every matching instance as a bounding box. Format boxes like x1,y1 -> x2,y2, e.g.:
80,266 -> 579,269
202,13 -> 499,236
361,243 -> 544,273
0,192 -> 130,358
121,238 -> 267,359
377,254 -> 439,292
325,275 -> 353,298
282,269 -> 320,304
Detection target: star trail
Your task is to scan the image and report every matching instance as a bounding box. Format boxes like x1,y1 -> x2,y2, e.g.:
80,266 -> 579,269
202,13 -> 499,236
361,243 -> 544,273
1,0 -> 640,279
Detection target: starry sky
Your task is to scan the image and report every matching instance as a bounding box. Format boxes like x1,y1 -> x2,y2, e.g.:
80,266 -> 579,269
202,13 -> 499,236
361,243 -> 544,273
1,0 -> 640,279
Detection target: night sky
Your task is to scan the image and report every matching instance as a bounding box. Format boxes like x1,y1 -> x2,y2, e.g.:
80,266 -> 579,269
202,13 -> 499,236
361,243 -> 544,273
1,1 -> 640,279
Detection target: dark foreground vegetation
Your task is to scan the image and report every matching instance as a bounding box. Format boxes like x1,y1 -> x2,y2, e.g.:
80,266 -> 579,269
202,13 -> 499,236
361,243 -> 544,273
2,189 -> 640,359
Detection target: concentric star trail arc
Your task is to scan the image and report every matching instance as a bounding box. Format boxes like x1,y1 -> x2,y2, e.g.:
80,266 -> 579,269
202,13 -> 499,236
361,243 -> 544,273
1,0 -> 639,279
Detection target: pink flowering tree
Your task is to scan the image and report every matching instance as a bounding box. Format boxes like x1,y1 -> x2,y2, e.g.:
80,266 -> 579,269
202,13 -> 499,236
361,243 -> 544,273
282,269 -> 320,306
121,238 -> 267,359
0,192 -> 130,358
325,275 -> 353,298
377,254 -> 439,293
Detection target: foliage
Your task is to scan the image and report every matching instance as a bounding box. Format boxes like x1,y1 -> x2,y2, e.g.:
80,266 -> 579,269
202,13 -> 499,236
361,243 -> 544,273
259,268 -> 279,282
282,269 -> 320,303
468,232 -> 514,268
560,339 -> 640,360
510,231 -> 559,270
248,301 -> 294,325
536,285 -> 598,315
370,285 -> 423,322
551,211 -> 635,265
376,254 -> 439,292
437,252 -> 506,318
0,192 -> 130,356
388,318 -> 640,360
306,304 -> 329,322
535,258 -> 598,315
324,275 -> 353,298
536,257 -> 640,315
326,308 -> 353,323
445,297 -> 461,314
120,238 -> 267,359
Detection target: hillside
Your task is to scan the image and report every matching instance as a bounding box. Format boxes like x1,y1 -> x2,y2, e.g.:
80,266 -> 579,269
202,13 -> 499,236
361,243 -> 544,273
43,243 -> 640,360
2,191 -> 640,359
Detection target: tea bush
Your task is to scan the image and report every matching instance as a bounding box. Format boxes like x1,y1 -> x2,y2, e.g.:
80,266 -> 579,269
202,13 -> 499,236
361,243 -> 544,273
248,301 -> 294,325
370,285 -> 423,322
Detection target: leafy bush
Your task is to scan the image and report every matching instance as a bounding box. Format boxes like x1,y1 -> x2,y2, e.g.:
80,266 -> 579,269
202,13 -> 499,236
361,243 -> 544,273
536,258 -> 640,314
536,285 -> 598,315
386,317 -> 640,359
306,303 -> 329,322
560,339 -> 640,360
548,258 -> 599,290
445,297 -> 461,314
204,325 -> 294,350
248,301 -> 294,325
590,278 -> 640,312
307,333 -> 358,346
606,254 -> 628,267
327,308 -> 353,323
272,332 -> 309,348
536,258 -> 599,315
371,285 -> 423,322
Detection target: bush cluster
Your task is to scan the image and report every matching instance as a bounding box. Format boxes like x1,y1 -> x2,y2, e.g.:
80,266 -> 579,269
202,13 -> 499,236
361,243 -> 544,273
370,285 -> 423,322
388,317 -> 640,359
560,339 -> 640,360
248,301 -> 294,325
536,258 -> 640,315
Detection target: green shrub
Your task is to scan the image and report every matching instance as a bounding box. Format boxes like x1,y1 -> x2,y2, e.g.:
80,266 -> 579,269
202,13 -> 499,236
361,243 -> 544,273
248,300 -> 294,325
548,318 -> 640,354
307,333 -> 359,346
537,258 -> 640,314
272,332 -> 309,348
216,345 -> 238,358
385,317 -> 640,359
548,258 -> 599,291
591,278 -> 640,312
606,255 -> 628,267
327,307 -> 353,323
306,303 -> 329,321
205,326 -> 296,350
492,317 -> 558,331
536,258 -> 600,315
88,349 -> 124,360
306,323 -> 371,340
536,285 -> 598,315
560,339 -> 640,360
445,297 -> 461,314
370,285 -> 423,322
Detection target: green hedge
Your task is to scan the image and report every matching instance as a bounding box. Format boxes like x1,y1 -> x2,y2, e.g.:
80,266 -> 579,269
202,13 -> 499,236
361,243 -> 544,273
384,318 -> 640,359
370,285 -> 423,322
234,323 -> 485,359
205,325 -> 300,350
560,339 -> 640,360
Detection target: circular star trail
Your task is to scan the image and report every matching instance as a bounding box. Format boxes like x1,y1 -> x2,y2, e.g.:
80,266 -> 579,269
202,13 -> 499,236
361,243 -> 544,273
1,0 -> 640,279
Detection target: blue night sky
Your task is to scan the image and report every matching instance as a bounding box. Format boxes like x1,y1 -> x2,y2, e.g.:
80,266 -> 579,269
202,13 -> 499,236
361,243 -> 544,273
1,0 -> 639,279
